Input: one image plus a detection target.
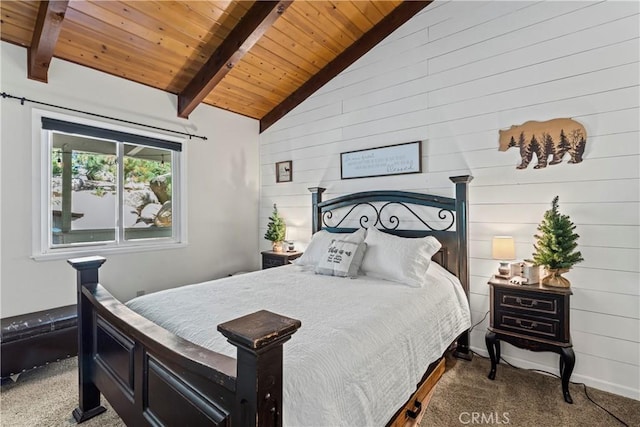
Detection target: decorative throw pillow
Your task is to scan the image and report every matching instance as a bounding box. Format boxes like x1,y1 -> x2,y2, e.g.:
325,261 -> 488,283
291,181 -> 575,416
294,228 -> 366,268
360,227 -> 442,287
315,240 -> 367,278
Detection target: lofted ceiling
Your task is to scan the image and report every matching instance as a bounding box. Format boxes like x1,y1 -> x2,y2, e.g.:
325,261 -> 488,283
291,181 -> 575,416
1,1 -> 432,132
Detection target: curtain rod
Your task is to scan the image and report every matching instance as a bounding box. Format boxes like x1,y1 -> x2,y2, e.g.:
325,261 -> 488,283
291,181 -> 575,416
0,91 -> 208,141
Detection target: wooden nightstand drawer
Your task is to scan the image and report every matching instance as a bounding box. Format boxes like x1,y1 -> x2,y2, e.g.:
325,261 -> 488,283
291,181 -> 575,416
496,289 -> 559,316
488,276 -> 571,344
261,251 -> 303,270
263,256 -> 284,269
496,311 -> 560,340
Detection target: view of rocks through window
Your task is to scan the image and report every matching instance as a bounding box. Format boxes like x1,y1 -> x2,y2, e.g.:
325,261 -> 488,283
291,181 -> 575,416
51,148 -> 172,242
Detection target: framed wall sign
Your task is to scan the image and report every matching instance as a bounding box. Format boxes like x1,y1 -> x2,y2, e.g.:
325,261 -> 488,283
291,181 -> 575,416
276,160 -> 292,183
340,141 -> 422,180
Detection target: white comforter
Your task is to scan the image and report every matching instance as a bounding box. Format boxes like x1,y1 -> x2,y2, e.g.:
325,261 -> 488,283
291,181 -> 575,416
126,262 -> 470,427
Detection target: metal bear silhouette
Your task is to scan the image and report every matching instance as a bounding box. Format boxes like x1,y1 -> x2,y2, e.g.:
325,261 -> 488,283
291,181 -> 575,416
499,118 -> 587,169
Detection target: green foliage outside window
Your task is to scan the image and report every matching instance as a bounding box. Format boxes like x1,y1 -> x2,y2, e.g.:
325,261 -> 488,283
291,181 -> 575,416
52,149 -> 63,176
124,157 -> 171,184
76,152 -> 116,180
52,149 -> 171,194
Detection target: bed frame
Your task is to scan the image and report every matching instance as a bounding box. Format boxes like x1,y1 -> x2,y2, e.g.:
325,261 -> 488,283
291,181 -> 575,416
68,175 -> 472,426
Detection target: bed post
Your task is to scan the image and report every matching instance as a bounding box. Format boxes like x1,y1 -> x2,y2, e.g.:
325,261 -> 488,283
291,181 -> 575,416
308,187 -> 326,233
450,175 -> 473,361
218,310 -> 301,427
67,256 -> 107,423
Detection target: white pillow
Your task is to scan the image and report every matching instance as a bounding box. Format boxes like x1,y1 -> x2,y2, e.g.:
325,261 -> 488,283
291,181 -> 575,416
315,240 -> 367,278
360,227 -> 442,287
294,228 -> 366,268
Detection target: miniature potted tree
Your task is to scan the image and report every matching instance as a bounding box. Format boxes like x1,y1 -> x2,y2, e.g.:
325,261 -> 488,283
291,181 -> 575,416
264,203 -> 286,252
532,196 -> 584,287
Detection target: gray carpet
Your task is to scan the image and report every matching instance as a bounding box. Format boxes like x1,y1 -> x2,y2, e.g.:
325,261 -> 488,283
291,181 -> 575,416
1,355 -> 638,426
422,354 -> 639,427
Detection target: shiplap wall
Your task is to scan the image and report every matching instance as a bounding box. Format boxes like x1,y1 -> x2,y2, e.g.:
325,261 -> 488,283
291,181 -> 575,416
259,1 -> 639,399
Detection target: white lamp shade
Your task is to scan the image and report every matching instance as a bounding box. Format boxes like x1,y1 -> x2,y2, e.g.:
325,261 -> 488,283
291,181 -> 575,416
492,236 -> 515,260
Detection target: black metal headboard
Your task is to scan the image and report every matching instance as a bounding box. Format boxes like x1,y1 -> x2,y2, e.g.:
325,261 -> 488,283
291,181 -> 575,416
308,175 -> 473,360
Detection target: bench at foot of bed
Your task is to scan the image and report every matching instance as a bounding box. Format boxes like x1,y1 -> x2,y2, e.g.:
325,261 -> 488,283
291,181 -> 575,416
1,304 -> 77,380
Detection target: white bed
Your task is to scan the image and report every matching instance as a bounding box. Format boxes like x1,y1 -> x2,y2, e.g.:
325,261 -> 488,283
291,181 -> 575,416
126,262 -> 471,426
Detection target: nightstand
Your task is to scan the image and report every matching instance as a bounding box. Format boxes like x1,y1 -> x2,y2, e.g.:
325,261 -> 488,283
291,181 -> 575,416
261,251 -> 303,269
485,275 -> 575,403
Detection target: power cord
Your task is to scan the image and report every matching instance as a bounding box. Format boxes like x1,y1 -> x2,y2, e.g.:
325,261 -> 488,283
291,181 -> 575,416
470,350 -> 629,426
469,310 -> 489,333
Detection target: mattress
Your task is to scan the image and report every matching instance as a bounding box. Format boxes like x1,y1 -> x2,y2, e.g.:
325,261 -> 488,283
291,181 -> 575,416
126,262 -> 471,426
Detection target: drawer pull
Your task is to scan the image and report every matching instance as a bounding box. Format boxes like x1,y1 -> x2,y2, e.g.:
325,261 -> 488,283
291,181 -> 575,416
515,297 -> 536,308
516,319 -> 537,329
406,400 -> 422,419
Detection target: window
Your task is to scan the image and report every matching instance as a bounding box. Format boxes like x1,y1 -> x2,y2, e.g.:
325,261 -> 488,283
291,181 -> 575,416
34,112 -> 185,259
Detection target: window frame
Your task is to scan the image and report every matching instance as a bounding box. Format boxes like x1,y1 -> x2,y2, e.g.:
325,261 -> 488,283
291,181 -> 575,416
32,109 -> 187,260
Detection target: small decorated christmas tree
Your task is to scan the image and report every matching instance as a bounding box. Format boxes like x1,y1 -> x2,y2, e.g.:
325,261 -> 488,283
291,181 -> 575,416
533,196 -> 583,287
264,203 -> 286,251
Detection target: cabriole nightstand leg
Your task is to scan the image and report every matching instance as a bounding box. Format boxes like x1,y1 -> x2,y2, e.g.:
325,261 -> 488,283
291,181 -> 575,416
560,347 -> 575,404
485,331 -> 499,380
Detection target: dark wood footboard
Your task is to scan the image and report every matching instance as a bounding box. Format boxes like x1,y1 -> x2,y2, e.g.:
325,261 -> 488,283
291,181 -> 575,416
68,256 -> 301,426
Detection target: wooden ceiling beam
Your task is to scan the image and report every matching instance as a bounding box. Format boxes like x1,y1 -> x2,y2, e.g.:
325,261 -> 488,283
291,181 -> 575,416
259,1 -> 433,133
178,1 -> 292,119
28,0 -> 69,83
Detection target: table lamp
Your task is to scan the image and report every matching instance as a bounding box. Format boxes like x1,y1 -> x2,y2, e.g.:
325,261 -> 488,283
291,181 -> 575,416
492,236 -> 515,279
284,226 -> 299,252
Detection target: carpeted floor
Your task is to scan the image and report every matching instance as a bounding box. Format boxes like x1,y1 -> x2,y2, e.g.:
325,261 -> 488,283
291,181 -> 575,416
1,357 -> 123,427
422,354 -> 639,426
1,355 -> 638,426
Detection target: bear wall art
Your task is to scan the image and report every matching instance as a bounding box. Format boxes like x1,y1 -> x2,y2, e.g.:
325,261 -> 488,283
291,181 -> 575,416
498,118 -> 587,169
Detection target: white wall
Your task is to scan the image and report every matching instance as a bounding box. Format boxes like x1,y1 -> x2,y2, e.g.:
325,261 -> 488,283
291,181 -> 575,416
259,1 -> 639,399
0,41 -> 261,317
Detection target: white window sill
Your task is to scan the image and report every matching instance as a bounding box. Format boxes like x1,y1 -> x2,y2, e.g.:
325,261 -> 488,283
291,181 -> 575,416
32,241 -> 187,261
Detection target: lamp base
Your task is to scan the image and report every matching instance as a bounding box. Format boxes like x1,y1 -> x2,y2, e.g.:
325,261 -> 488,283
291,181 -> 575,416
497,261 -> 511,279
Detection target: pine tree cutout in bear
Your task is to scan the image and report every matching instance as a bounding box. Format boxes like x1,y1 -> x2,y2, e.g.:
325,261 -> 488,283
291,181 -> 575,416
500,118 -> 586,169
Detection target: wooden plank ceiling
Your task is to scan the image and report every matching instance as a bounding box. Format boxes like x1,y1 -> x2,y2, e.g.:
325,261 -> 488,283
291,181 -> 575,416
1,1 -> 431,132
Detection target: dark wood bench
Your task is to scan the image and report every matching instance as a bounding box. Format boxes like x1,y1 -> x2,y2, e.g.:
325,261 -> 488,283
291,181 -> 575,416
1,305 -> 78,379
